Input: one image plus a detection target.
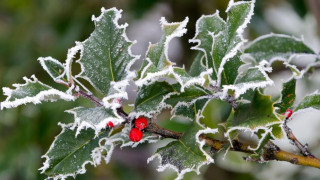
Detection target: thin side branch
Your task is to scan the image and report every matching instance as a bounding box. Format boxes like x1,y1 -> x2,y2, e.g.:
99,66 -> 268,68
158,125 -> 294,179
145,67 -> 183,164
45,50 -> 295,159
283,117 -> 314,157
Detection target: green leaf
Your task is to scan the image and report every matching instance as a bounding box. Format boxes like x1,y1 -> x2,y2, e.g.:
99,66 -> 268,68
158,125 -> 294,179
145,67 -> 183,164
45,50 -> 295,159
76,8 -> 138,96
226,90 -> 281,135
66,106 -> 123,136
40,124 -> 118,179
1,75 -> 75,110
212,1 -> 255,86
165,85 -> 212,120
132,81 -> 211,119
38,57 -> 68,84
131,81 -> 177,118
222,61 -> 273,98
295,93 -> 320,111
136,17 -> 188,81
173,98 -> 211,120
190,13 -> 226,79
135,17 -> 213,92
188,52 -> 207,77
148,117 -> 217,179
244,34 -> 315,63
274,78 -> 296,113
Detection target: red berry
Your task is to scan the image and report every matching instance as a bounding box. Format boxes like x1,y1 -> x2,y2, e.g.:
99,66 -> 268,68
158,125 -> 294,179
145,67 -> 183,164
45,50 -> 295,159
135,117 -> 148,130
106,121 -> 114,128
129,128 -> 143,142
285,109 -> 293,119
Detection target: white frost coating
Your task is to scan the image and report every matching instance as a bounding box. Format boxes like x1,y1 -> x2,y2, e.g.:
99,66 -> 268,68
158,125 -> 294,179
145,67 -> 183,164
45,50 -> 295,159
195,112 -> 218,162
95,135 -> 124,165
189,11 -> 226,72
160,16 -> 188,67
38,57 -> 67,84
248,128 -> 272,151
1,75 -> 75,110
244,33 -> 316,55
283,61 -> 305,79
222,60 -> 274,99
216,0 -> 255,86
129,91 -> 177,119
169,93 -> 214,121
65,43 -> 82,82
136,65 -> 213,93
75,7 -> 140,106
39,123 -> 95,180
137,17 -> 213,92
67,106 -> 124,137
225,121 -> 282,149
147,112 -> 218,180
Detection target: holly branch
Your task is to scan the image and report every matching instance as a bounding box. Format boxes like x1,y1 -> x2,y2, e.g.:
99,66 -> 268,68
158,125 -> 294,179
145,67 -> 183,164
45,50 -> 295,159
75,87 -> 320,169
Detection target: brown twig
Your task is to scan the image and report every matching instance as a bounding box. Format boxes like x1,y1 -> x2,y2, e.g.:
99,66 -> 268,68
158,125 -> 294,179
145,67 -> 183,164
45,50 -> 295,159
76,88 -> 103,107
283,117 -> 314,157
144,119 -> 320,169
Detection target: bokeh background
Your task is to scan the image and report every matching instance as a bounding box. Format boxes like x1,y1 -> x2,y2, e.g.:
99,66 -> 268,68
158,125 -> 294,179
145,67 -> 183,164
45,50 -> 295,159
1,0 -> 320,179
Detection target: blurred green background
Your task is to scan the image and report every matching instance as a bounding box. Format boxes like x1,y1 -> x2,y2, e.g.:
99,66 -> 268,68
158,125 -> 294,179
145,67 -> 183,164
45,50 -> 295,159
0,0 -> 319,179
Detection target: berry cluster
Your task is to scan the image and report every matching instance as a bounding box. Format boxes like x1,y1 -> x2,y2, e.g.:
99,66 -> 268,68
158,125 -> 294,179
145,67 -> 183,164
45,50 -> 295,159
129,117 -> 148,142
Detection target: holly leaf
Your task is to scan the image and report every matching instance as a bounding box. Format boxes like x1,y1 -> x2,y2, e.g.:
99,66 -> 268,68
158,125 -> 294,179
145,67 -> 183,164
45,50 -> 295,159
222,60 -> 273,98
135,17 -> 212,92
274,78 -> 296,113
189,12 -> 225,79
295,92 -> 320,111
244,34 -> 315,63
38,57 -> 68,84
1,75 -> 75,110
136,17 -> 188,82
40,123 -> 120,180
212,0 -> 255,86
225,91 -> 281,146
66,106 -> 124,136
188,53 -> 207,77
131,81 -> 212,119
165,85 -> 212,120
76,8 -> 138,97
173,98 -> 212,120
148,115 -> 217,180
130,81 -> 177,118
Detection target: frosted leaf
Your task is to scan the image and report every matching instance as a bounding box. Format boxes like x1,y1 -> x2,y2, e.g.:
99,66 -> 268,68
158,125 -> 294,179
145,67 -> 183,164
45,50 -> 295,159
1,75 -> 75,110
244,34 -> 316,63
189,12 -> 225,79
38,57 -> 68,84
295,92 -> 320,112
222,60 -> 274,99
274,78 -> 296,113
148,113 -> 218,180
188,52 -> 207,77
225,91 -> 282,152
40,123 -> 112,180
136,17 -> 189,80
66,106 -> 124,137
213,0 -> 255,86
76,8 -> 139,98
130,81 -> 176,119
130,81 -> 212,119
